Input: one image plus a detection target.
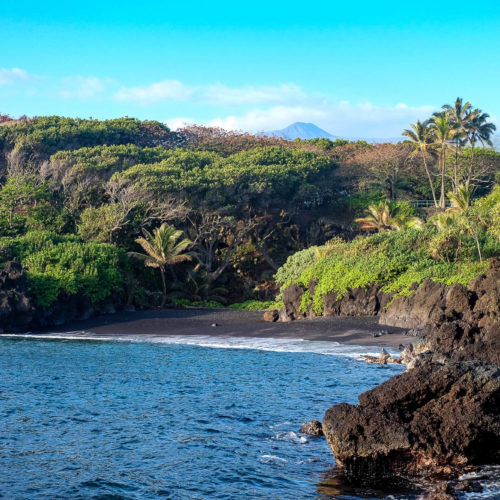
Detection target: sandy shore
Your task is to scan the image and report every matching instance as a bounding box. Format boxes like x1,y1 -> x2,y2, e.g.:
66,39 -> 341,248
29,308 -> 412,348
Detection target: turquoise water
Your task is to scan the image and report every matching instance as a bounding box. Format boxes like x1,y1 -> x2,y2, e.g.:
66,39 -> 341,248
0,336 -> 491,499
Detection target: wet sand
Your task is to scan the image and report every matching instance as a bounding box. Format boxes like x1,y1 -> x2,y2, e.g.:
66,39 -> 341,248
30,308 -> 411,348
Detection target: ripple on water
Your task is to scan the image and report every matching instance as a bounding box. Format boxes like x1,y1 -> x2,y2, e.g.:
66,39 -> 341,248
1,336 -> 497,499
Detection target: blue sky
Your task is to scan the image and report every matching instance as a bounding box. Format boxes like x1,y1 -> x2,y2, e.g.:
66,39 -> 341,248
1,1 -> 499,137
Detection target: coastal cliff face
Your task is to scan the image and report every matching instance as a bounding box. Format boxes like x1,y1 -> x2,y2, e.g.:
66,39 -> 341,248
277,258 -> 499,364
0,259 -> 124,332
322,356 -> 500,477
318,259 -> 500,481
0,259 -> 36,331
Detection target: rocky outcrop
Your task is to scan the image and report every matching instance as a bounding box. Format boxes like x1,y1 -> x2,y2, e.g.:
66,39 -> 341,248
379,279 -> 448,329
299,419 -> 324,436
278,284 -> 305,321
263,309 -> 279,322
278,282 -> 392,321
322,354 -> 500,478
0,260 -> 125,332
379,258 -> 500,335
0,259 -> 36,332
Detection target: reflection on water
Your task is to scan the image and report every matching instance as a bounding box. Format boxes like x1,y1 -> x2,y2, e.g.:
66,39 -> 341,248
317,467 -> 422,499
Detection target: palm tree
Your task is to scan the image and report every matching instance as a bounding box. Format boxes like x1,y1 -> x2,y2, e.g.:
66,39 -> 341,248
442,98 -> 472,192
447,181 -> 473,214
403,120 -> 438,207
466,109 -> 497,174
129,223 -> 193,307
355,202 -> 393,232
430,113 -> 458,208
356,202 -> 424,232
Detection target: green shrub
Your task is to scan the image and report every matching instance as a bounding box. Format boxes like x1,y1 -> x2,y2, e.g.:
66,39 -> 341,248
274,246 -> 318,293
228,300 -> 276,310
276,219 -> 497,315
1,231 -> 126,307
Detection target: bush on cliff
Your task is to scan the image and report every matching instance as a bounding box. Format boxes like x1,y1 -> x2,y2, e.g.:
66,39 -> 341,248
0,231 -> 126,306
275,188 -> 500,315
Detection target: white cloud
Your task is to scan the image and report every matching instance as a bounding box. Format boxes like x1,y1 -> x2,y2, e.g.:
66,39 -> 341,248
0,68 -> 36,86
115,80 -> 193,104
201,83 -> 306,105
165,117 -> 197,130
210,106 -> 327,132
113,80 -> 308,106
59,76 -> 114,100
210,102 -> 436,137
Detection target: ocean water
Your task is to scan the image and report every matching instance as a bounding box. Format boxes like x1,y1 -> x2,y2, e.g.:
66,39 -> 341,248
0,335 -> 496,499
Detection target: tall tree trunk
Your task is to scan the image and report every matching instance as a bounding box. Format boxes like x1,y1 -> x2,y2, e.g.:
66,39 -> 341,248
160,266 -> 167,308
470,138 -> 476,179
439,148 -> 446,209
422,151 -> 438,207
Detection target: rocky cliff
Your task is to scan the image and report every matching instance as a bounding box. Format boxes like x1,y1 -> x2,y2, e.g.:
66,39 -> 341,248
283,258 -> 500,484
0,259 -> 124,332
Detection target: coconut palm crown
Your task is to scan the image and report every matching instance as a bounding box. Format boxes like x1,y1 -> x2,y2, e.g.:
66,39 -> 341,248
129,223 -> 192,307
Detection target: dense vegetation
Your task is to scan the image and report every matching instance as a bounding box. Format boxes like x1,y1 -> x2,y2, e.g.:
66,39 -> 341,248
276,185 -> 500,314
0,98 -> 498,310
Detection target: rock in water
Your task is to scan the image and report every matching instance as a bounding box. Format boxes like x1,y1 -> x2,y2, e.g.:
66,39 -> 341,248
322,354 -> 500,478
299,420 -> 324,436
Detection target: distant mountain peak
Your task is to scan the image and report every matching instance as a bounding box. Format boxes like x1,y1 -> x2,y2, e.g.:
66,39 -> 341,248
264,122 -> 338,140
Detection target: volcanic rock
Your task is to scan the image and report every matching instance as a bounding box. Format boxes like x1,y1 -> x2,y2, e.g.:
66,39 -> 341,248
322,355 -> 500,478
299,419 -> 324,436
0,259 -> 36,331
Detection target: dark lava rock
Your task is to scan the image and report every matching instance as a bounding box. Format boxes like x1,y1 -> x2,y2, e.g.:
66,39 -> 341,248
279,284 -> 305,321
0,259 -> 36,331
453,479 -> 483,493
279,283 -> 390,321
0,259 -> 126,332
379,278 -> 448,329
299,420 -> 324,436
263,309 -> 279,322
322,354 -> 500,478
381,258 -> 500,365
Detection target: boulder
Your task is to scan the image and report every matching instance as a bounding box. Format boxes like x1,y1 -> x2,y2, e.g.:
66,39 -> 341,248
323,285 -> 383,317
299,419 -> 324,436
279,284 -> 305,321
263,309 -> 279,322
322,355 -> 500,478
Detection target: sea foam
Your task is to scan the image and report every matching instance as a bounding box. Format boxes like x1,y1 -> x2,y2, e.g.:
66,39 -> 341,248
0,331 -> 399,359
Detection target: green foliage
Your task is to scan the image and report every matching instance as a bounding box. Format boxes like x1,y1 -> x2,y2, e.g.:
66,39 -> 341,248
0,231 -> 125,306
274,246 -> 319,293
115,146 -> 336,212
173,298 -> 225,308
228,300 -> 276,310
276,205 -> 499,315
0,116 -> 173,157
77,204 -> 124,243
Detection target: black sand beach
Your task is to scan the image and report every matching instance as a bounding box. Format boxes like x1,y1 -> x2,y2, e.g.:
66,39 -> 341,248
29,308 -> 411,347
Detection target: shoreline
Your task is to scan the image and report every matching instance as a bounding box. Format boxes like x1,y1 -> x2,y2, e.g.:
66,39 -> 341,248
5,308 -> 411,348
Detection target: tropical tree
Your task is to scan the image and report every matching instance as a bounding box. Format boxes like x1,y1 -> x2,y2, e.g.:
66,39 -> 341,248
430,113 -> 458,208
128,223 -> 193,307
403,120 -> 438,207
442,98 -> 472,192
447,181 -> 473,214
466,109 -> 497,173
355,202 -> 393,232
